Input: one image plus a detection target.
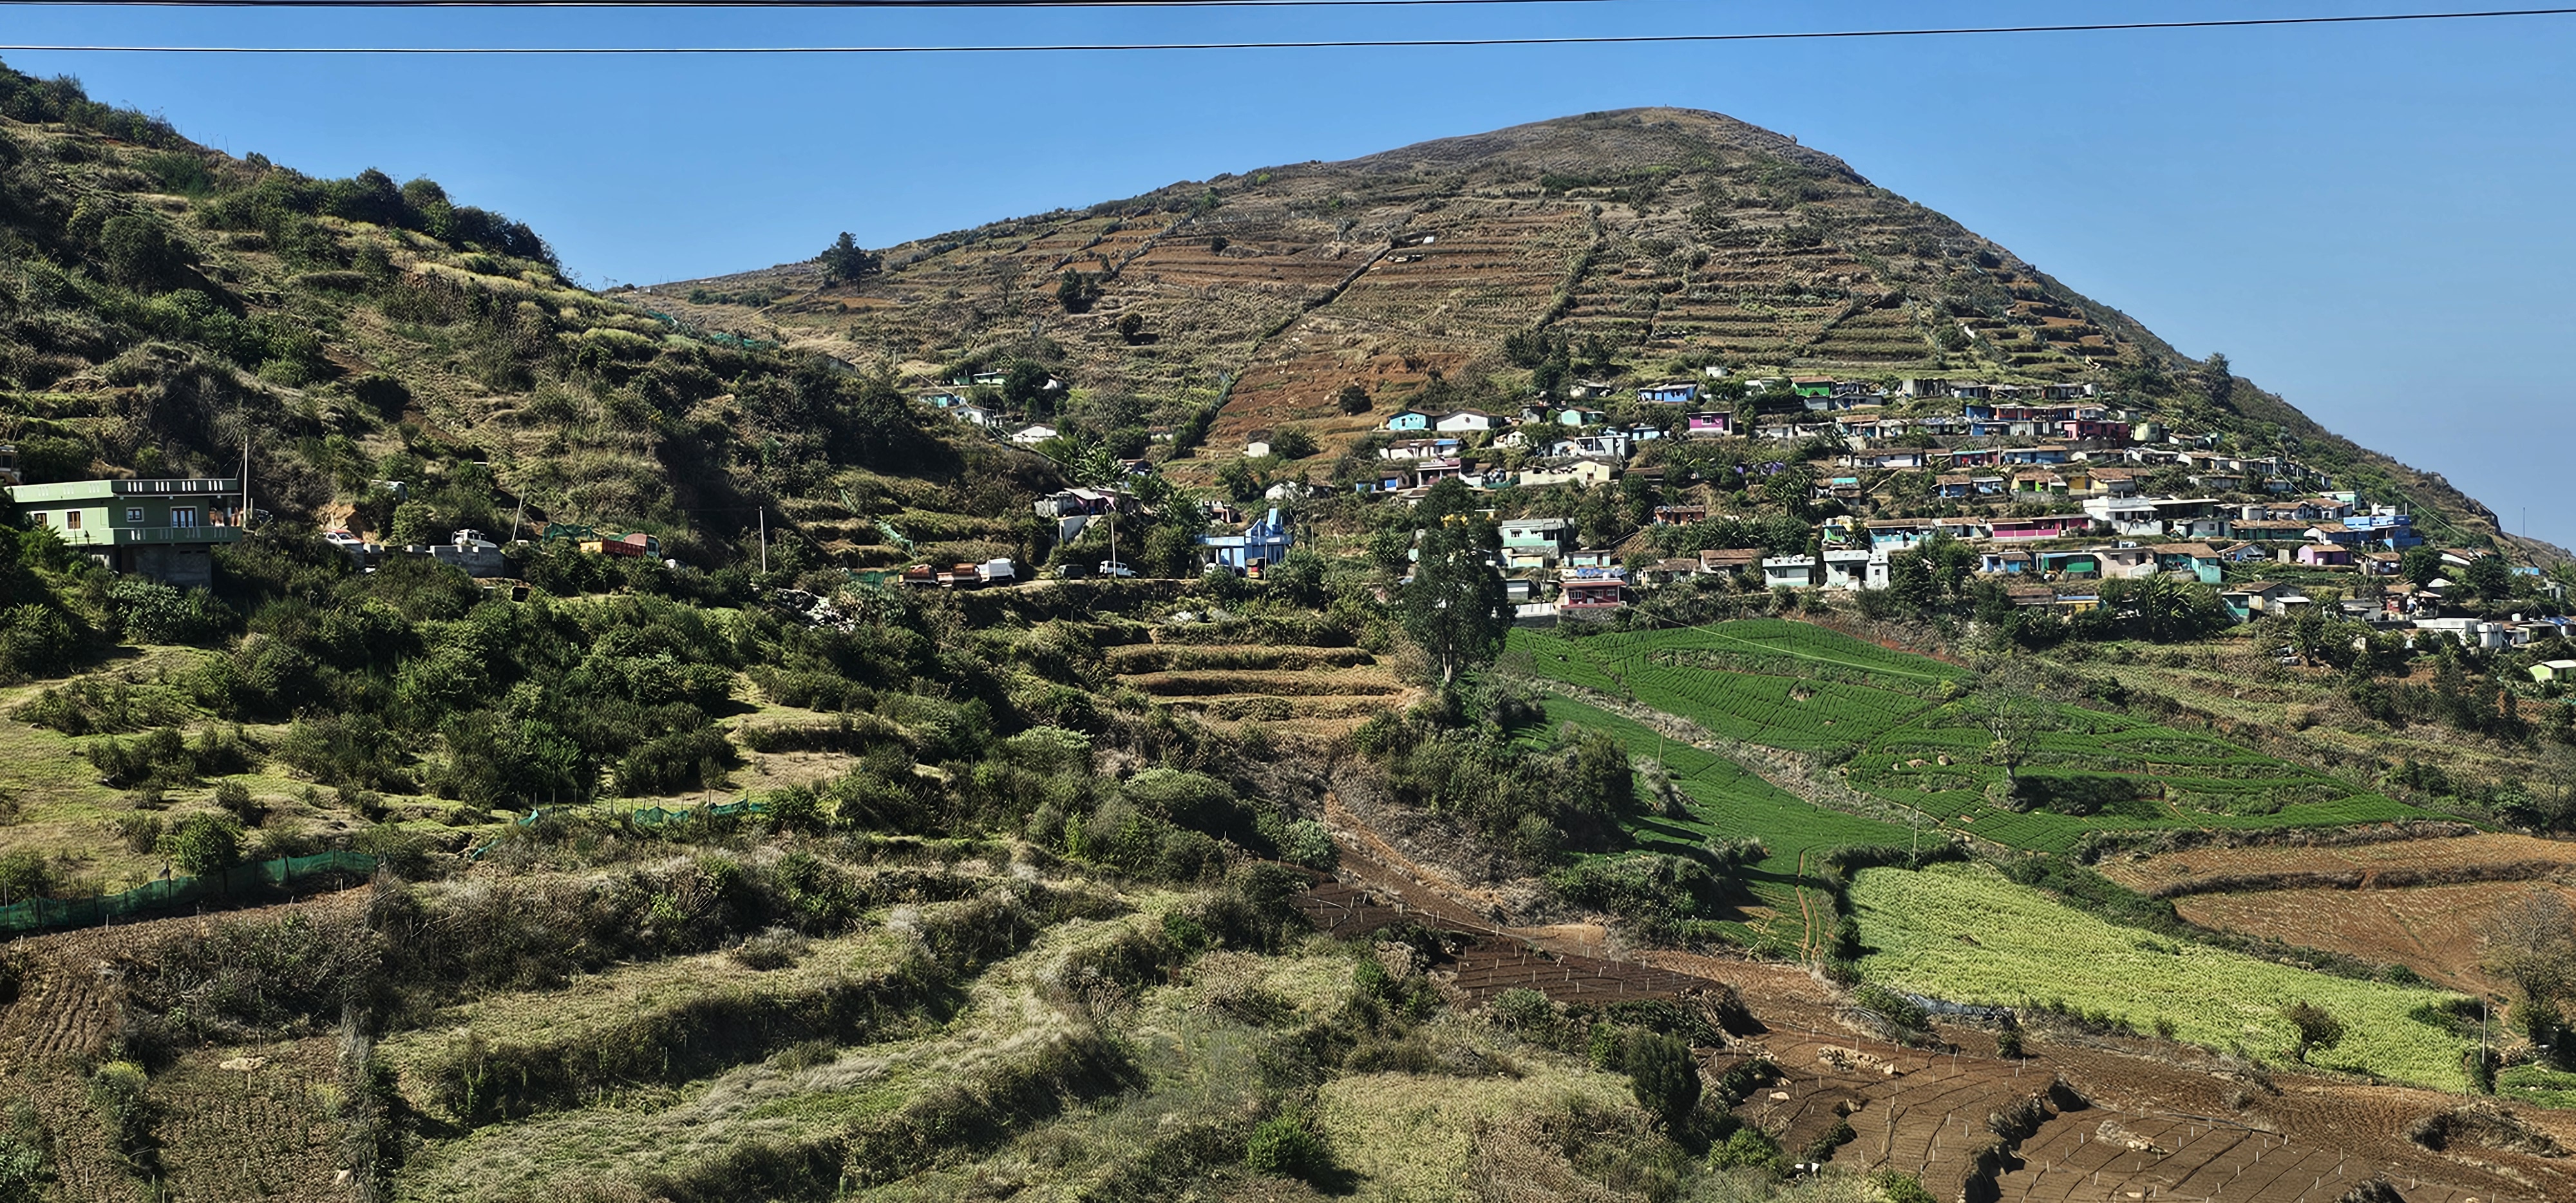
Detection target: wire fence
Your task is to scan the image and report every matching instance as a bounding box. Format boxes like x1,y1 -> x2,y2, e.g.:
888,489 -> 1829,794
0,849 -> 379,938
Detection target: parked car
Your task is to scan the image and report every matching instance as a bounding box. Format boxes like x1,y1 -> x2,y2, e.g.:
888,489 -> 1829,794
1097,560 -> 1137,578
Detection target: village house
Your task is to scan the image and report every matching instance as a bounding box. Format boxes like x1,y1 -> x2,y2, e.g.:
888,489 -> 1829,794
1380,437 -> 1463,461
1434,410 -> 1495,433
1009,423 -> 1059,446
1760,555 -> 1816,590
2221,581 -> 2310,621
1518,459 -> 1620,489
1988,514 -> 2097,542
1978,549 -> 2035,575
1557,407 -> 1608,427
1696,548 -> 1761,577
11,475 -> 246,587
1197,507 -> 1294,572
2148,542 -> 2226,584
1559,568 -> 1627,612
1384,410 -> 1432,432
1685,412 -> 1734,437
1544,433 -> 1636,460
1638,382 -> 1701,405
1498,516 -> 1572,569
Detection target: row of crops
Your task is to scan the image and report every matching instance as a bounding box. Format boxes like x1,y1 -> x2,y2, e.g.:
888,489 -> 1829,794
1510,621 -> 2433,857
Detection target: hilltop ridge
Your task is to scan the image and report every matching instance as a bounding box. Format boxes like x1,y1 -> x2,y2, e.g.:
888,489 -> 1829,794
668,106 -> 2541,557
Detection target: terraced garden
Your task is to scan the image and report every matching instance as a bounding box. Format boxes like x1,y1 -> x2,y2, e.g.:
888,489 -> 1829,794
1107,631 -> 1414,734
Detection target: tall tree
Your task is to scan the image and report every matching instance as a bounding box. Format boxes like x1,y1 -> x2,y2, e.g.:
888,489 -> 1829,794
818,232 -> 880,285
1400,479 -> 1507,688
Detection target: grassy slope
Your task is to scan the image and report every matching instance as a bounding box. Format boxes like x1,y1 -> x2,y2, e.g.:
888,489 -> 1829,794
1851,862 -> 2473,1092
1511,620 -> 2433,855
1539,694 -> 1907,924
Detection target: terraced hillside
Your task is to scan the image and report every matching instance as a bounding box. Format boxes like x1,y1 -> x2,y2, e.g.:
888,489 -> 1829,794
1107,622 -> 1414,734
667,109 -> 2531,546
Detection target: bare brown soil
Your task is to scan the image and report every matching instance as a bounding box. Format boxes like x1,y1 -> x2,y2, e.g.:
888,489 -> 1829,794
1309,804 -> 2576,1201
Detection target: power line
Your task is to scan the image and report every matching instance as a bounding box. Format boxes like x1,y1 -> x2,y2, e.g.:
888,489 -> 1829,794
2,7 -> 2571,51
0,0 -> 1634,6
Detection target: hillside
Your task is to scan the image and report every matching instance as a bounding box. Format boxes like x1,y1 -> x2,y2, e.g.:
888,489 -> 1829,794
6,75 -> 2576,1203
668,107 -> 2532,554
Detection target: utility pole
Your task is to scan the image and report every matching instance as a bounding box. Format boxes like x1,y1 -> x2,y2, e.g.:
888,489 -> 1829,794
238,435 -> 251,529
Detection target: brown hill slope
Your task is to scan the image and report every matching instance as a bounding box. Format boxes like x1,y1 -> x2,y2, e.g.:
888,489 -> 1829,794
669,107 -> 2543,554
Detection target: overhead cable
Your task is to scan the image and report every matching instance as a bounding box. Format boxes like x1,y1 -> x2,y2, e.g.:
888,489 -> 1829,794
3,6 -> 2573,51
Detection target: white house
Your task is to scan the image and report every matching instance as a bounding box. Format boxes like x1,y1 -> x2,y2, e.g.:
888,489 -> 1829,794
1009,424 -> 1059,446
1434,410 -> 1495,433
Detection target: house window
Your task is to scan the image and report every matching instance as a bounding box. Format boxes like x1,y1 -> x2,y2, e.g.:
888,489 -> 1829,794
170,507 -> 197,529
126,507 -> 143,524
62,511 -> 79,531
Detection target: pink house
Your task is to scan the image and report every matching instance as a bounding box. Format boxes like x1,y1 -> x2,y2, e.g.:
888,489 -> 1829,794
2295,543 -> 2354,567
1685,412 -> 1734,437
1988,514 -> 2098,542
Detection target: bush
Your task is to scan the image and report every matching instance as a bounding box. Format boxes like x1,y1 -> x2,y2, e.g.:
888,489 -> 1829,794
0,851 -> 51,904
106,578 -> 232,645
1707,1126 -> 1781,1173
1624,1031 -> 1701,1130
1244,1115 -> 1328,1179
212,779 -> 261,825
162,813 -> 244,876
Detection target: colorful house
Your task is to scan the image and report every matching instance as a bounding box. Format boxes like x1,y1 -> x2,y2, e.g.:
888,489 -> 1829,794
1685,412 -> 1734,437
10,477 -> 245,587
1385,410 -> 1432,432
1197,507 -> 1294,571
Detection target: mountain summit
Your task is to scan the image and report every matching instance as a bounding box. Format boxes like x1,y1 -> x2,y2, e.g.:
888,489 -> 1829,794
665,108 -> 2521,551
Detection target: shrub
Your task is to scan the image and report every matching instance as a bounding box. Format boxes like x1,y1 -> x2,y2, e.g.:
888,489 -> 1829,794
1244,1115 -> 1328,1179
212,779 -> 261,825
1874,1171 -> 1938,1203
0,851 -> 50,904
1707,1126 -> 1781,1173
115,812 -> 163,854
728,926 -> 811,971
162,813 -> 244,876
1624,1031 -> 1701,1130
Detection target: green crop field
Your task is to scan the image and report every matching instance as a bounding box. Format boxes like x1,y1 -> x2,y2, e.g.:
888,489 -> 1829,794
1510,621 -> 2432,854
1851,864 -> 2476,1092
1510,624 -> 1937,752
1538,696 -> 1909,948
1850,702 -> 2428,853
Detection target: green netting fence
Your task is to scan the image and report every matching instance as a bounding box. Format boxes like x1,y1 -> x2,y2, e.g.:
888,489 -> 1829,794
0,849 -> 379,938
465,796 -> 767,860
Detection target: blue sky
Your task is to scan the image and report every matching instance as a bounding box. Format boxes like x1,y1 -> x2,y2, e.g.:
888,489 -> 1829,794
9,1 -> 2573,545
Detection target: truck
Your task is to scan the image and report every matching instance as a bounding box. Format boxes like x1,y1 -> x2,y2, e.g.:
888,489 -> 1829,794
581,532 -> 661,559
975,558 -> 1016,584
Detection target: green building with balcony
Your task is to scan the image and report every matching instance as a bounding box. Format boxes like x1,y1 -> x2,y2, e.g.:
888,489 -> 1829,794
8,477 -> 245,587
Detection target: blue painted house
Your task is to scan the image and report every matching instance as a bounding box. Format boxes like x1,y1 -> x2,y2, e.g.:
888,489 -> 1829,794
1199,507 -> 1294,570
1637,382 -> 1700,405
1385,411 -> 1432,432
